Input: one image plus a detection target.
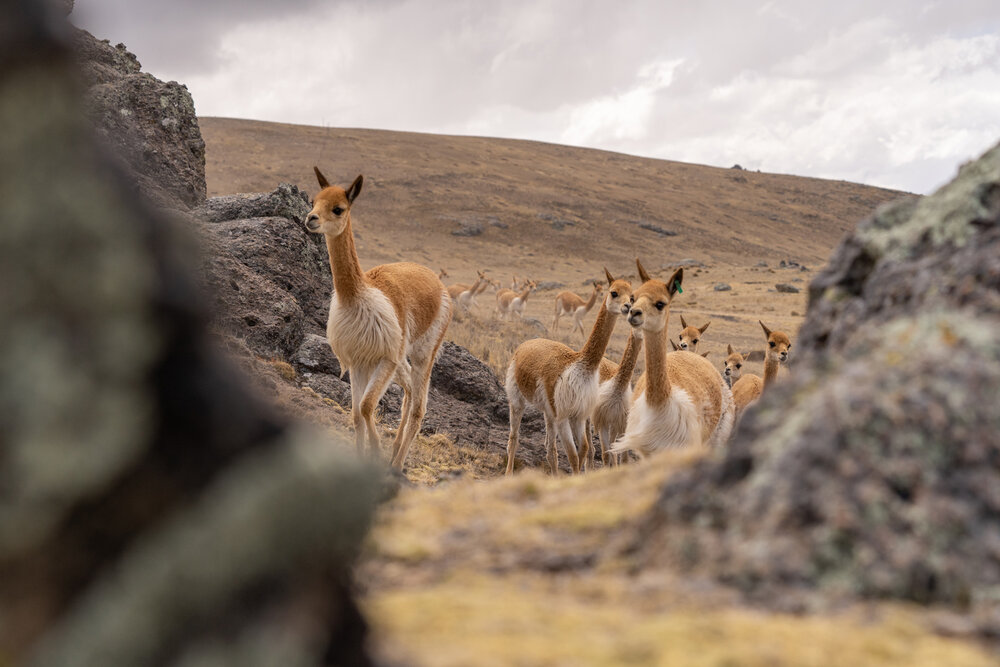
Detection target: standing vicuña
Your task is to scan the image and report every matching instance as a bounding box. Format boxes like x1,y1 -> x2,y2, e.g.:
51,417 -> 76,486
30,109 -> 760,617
611,260 -> 734,457
305,168 -> 452,470
552,281 -> 603,338
731,321 -> 790,417
592,271 -> 639,466
505,271 -> 631,475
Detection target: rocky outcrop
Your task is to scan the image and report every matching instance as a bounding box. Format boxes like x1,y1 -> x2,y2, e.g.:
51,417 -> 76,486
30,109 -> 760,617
1,9 -> 378,665
629,142 -> 1000,614
73,29 -> 206,209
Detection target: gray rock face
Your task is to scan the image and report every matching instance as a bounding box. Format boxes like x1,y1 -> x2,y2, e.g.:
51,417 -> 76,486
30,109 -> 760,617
194,182 -> 311,223
774,283 -> 800,293
73,29 -> 206,209
713,283 -> 732,291
0,10 -> 378,664
632,141 -> 1000,614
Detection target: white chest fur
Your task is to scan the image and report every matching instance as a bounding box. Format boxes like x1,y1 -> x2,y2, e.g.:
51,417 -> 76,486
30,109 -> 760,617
327,286 -> 403,372
553,362 -> 599,420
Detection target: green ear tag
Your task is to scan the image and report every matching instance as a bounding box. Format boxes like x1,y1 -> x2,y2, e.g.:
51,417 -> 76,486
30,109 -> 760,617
674,280 -> 683,294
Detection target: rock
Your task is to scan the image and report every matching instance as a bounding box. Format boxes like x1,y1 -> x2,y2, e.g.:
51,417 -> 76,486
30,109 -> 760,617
193,182 -> 311,223
451,221 -> 484,236
202,214 -> 332,328
629,140 -> 1000,615
293,333 -> 342,376
755,261 -> 769,267
714,283 -> 732,292
775,283 -> 800,293
0,10 -> 377,664
635,221 -> 678,236
73,29 -> 206,210
665,258 -> 707,269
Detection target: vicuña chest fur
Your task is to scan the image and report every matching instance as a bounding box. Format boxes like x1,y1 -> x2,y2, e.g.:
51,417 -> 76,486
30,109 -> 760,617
327,286 -> 403,371
552,360 -> 600,420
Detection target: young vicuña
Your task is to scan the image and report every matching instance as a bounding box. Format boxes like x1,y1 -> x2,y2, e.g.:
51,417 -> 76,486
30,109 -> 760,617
305,168 -> 452,470
505,270 -> 632,475
611,259 -> 734,457
730,321 -> 790,417
552,281 -> 604,338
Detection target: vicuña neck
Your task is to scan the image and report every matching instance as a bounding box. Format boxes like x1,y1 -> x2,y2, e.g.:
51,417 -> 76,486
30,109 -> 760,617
643,325 -> 672,406
326,218 -> 365,303
578,302 -> 618,372
517,286 -> 531,301
613,331 -> 642,393
583,287 -> 599,312
763,352 -> 780,386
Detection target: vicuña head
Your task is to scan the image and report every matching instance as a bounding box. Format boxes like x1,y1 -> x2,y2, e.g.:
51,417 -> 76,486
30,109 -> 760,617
677,314 -> 710,352
305,169 -> 363,237
626,259 -> 683,335
760,320 -> 791,363
723,343 -> 748,387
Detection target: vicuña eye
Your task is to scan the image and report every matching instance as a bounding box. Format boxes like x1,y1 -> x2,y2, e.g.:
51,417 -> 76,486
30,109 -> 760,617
769,341 -> 776,348
692,339 -> 699,344
333,206 -> 344,215
736,363 -> 742,369
610,291 -> 618,298
655,302 -> 666,311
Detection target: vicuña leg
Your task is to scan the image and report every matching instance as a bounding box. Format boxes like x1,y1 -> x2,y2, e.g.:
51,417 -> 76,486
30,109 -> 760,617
360,359 -> 398,457
349,366 -> 372,455
505,392 -> 527,475
543,413 -> 559,475
392,356 -> 434,470
556,419 -> 581,474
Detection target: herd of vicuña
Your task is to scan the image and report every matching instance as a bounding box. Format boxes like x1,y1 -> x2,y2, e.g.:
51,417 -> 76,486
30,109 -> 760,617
306,169 -> 792,472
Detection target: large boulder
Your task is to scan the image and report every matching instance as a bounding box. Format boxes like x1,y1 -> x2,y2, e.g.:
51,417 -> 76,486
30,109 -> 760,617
0,9 -> 379,665
630,141 -> 1000,611
73,29 -> 206,209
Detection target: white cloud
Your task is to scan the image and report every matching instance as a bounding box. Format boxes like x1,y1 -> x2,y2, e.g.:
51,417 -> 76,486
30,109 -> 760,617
75,0 -> 1000,194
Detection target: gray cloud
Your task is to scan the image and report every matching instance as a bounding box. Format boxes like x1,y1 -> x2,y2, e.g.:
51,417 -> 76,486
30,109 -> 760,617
73,0 -> 1000,193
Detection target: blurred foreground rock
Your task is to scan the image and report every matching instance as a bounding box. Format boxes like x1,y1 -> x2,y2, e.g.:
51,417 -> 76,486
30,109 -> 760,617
631,142 -> 1000,615
0,7 -> 379,665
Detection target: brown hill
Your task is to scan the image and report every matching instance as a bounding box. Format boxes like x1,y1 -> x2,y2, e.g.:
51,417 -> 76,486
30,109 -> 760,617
199,117 -> 909,365
201,118 -> 904,274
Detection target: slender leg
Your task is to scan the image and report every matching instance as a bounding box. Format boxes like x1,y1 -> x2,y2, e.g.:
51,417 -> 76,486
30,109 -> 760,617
543,413 -> 559,475
505,392 -> 527,475
556,419 -> 581,474
572,419 -> 589,473
360,359 -> 398,457
349,366 -> 371,455
390,361 -> 413,461
392,358 -> 433,470
600,426 -> 614,466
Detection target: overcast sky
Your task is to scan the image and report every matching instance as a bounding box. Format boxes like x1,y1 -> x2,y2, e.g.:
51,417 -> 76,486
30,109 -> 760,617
73,1 -> 1000,194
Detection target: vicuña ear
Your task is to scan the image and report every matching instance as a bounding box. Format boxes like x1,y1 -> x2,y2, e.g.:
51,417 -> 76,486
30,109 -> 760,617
727,344 -> 734,355
314,166 -> 330,189
743,352 -> 751,361
699,321 -> 711,334
701,351 -> 710,358
670,339 -> 679,351
759,320 -> 772,338
636,258 -> 651,283
667,267 -> 684,297
679,314 -> 688,329
346,174 -> 364,203
604,267 -> 615,285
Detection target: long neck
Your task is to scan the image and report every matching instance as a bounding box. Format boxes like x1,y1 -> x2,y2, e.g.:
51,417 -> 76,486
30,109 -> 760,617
583,287 -> 599,312
763,351 -> 780,386
643,325 -> 671,406
325,218 -> 366,303
473,278 -> 490,295
613,331 -> 642,392
517,286 -> 531,302
578,301 -> 617,371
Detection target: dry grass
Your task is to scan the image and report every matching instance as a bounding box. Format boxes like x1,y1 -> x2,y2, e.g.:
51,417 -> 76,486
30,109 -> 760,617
360,451 -> 995,667
445,307 -> 547,377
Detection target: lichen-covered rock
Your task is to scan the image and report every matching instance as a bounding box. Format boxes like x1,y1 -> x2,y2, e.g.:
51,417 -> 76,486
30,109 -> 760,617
0,8 -> 378,664
73,29 -> 206,209
631,140 -> 1000,611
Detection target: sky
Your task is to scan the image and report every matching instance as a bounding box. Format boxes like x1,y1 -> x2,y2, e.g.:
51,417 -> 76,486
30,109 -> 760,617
73,1 -> 1000,194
